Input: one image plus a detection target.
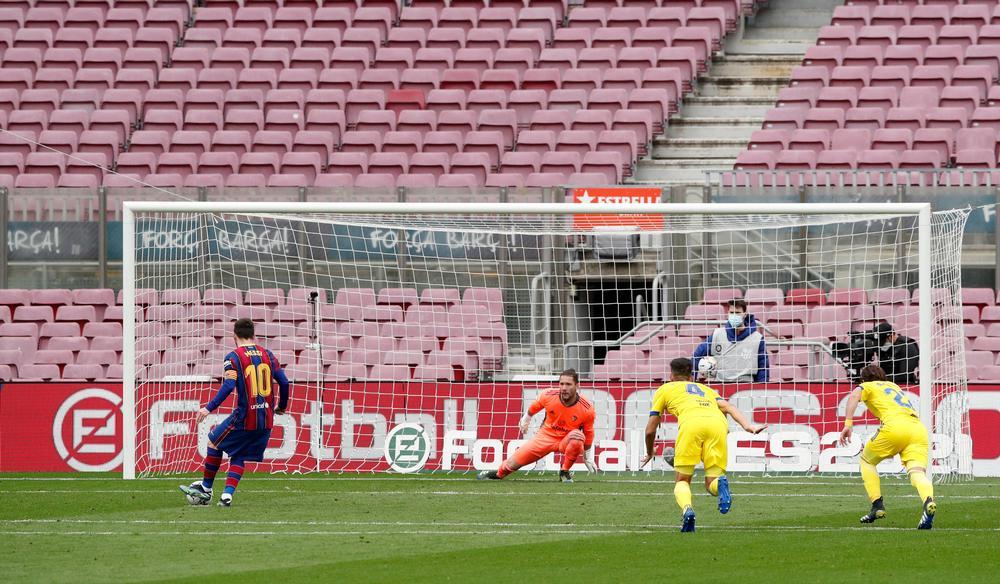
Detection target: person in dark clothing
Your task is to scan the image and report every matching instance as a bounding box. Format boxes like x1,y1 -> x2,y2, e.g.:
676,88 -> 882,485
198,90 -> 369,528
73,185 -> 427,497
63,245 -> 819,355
873,322 -> 919,385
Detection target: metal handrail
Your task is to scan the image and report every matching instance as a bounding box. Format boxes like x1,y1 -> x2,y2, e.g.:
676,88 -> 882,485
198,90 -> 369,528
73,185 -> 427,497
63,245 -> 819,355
565,318 -> 843,381
705,168 -> 1000,189
529,272 -> 552,347
651,271 -> 669,321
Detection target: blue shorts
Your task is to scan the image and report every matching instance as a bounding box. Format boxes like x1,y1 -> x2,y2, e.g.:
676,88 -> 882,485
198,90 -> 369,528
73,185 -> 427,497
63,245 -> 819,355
208,414 -> 271,462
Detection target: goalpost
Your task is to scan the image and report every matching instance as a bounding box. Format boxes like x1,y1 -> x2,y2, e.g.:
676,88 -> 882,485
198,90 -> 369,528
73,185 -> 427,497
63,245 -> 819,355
121,201 -> 972,481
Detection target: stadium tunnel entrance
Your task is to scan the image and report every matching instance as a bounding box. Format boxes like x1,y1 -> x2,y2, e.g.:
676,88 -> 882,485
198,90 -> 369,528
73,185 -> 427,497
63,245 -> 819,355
575,278 -> 654,363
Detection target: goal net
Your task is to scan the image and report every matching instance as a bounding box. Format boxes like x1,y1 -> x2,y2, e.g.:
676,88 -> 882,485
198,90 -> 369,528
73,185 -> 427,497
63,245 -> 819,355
123,202 -> 972,481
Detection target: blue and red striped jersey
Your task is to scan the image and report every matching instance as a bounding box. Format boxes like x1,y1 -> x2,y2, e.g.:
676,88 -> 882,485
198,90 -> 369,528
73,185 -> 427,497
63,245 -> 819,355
210,344 -> 286,431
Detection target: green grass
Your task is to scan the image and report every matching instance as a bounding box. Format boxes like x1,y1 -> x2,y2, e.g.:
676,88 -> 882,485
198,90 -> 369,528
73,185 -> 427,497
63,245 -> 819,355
1,472 -> 998,583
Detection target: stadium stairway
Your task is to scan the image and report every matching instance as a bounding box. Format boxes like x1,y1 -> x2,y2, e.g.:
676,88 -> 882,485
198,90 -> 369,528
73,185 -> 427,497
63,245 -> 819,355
634,0 -> 842,187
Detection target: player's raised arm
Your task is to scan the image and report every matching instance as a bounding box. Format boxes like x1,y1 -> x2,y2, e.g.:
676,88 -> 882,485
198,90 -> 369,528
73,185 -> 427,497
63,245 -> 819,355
717,399 -> 767,434
838,387 -> 864,446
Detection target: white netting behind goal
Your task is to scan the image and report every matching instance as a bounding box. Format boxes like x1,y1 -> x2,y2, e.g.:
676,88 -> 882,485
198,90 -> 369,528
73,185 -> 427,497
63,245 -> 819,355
127,205 -> 971,480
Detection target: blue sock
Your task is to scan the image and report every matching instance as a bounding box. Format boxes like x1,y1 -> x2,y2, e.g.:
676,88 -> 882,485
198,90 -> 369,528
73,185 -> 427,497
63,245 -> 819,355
224,459 -> 245,496
202,447 -> 222,490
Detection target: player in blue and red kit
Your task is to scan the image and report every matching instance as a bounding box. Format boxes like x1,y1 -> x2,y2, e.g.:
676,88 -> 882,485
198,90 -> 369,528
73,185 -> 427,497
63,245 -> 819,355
180,318 -> 289,507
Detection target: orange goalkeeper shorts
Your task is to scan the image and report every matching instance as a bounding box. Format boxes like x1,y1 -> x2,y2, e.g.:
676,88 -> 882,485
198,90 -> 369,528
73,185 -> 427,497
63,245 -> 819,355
511,429 -> 585,467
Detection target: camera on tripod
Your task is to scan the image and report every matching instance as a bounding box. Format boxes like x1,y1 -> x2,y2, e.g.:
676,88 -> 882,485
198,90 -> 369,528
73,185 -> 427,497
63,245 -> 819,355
832,329 -> 880,383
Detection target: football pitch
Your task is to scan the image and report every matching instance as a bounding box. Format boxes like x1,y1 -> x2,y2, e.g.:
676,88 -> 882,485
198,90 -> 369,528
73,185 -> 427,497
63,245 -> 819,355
2,473 -> 998,583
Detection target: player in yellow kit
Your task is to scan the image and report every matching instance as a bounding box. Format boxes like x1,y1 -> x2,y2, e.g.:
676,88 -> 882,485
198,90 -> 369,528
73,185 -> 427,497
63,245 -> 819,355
641,357 -> 767,533
838,364 -> 936,529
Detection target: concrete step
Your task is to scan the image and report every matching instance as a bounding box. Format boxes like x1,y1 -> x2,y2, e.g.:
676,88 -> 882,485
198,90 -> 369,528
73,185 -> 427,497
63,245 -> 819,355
753,0 -> 842,8
632,158 -> 732,184
708,55 -> 801,78
665,117 -> 762,140
742,26 -> 824,41
751,9 -> 838,29
697,76 -> 788,98
725,38 -> 812,55
681,96 -> 777,118
652,139 -> 748,159
633,0 -> 822,188
623,181 -> 708,202
726,39 -> 816,57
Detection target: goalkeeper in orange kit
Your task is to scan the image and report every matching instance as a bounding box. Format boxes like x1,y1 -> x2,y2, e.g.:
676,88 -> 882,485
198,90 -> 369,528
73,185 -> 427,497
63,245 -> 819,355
478,369 -> 597,482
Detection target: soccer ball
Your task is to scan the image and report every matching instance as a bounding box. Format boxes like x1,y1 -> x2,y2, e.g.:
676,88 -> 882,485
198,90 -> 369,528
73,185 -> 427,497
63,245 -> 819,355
698,356 -> 718,378
183,482 -> 210,506
185,493 -> 207,506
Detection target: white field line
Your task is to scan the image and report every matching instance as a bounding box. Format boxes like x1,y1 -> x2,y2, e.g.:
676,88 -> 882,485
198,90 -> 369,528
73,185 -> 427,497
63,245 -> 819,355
2,525 -> 998,536
1,489 -> 997,500
5,518 -> 998,530
3,476 -> 995,488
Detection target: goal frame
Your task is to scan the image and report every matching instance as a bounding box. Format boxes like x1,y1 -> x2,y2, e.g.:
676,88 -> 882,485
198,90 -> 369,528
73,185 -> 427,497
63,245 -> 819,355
121,201 -> 935,480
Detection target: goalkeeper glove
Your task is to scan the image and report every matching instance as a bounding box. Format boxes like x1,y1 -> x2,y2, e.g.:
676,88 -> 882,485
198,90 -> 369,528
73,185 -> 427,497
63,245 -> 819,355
584,448 -> 597,473
518,413 -> 531,436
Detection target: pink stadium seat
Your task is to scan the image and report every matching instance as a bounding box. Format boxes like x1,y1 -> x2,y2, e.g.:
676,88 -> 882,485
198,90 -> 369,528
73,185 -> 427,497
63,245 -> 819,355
581,152 -> 624,183
843,108 -> 883,130
788,129 -> 831,153
900,149 -> 944,170
831,128 -> 872,151
786,288 -> 827,306
857,86 -> 899,109
56,306 -> 98,324
827,289 -> 868,306
39,323 -> 80,340
816,87 -> 858,111
34,349 -> 75,367
733,150 -> 776,171
19,364 -> 61,381
31,289 -> 72,306
803,108 -> 845,131
963,288 -> 996,308
763,108 -> 807,130
13,306 -> 54,325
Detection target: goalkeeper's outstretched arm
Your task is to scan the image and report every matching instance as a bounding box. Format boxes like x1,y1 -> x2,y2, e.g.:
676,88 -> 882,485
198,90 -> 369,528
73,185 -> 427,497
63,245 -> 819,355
718,399 -> 767,434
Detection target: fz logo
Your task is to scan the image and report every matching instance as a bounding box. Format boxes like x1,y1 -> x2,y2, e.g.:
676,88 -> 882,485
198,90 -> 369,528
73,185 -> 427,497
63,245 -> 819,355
52,388 -> 123,472
384,423 -> 430,474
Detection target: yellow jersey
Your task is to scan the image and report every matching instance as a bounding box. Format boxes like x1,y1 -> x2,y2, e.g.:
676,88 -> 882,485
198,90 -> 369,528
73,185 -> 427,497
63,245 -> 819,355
859,380 -> 919,424
650,381 -> 726,424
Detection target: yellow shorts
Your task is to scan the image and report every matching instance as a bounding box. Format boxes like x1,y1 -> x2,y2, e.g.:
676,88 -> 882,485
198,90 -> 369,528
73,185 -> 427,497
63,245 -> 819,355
862,416 -> 929,470
674,416 -> 728,472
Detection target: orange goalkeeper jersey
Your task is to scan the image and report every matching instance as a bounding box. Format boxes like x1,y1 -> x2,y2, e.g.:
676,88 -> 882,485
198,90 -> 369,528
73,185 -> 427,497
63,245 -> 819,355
528,389 -> 596,448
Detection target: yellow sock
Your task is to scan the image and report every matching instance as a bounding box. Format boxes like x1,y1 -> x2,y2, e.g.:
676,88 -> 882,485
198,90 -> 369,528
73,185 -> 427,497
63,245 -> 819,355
861,460 -> 882,502
674,481 -> 693,512
708,477 -> 719,496
909,471 -> 934,502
